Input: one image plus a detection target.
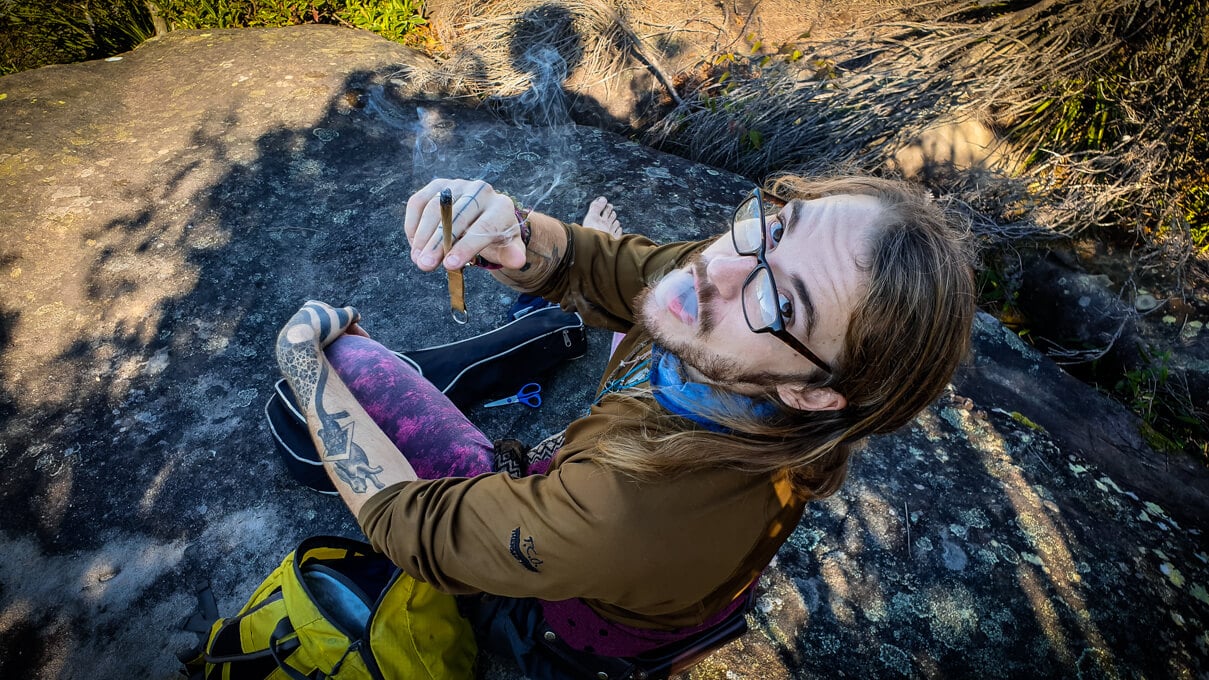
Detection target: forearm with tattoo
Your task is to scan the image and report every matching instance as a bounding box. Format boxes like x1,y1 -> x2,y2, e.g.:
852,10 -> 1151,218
276,302 -> 353,399
311,362 -> 385,494
275,302 -> 406,506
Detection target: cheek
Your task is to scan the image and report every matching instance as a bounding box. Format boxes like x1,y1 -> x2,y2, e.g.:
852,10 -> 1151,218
700,237 -> 731,260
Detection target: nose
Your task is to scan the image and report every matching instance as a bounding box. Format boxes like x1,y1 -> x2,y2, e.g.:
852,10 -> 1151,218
704,253 -> 755,299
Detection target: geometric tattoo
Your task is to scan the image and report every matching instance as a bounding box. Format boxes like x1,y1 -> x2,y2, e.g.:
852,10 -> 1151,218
276,336 -> 321,401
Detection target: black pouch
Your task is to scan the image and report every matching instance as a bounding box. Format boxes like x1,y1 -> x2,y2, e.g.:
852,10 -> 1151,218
265,306 -> 588,494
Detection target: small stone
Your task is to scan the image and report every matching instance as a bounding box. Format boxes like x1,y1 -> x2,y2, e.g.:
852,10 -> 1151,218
1078,295 -> 1091,308
1134,294 -> 1159,312
1160,563 -> 1185,587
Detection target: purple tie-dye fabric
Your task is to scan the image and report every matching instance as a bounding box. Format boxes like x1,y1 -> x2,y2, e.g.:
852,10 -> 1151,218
324,335 -> 494,479
539,588 -> 752,657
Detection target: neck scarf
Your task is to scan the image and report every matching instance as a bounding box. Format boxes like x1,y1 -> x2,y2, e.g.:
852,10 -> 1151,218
649,345 -> 779,433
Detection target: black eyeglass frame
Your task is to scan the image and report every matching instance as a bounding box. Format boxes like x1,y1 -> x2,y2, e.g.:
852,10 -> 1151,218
731,188 -> 834,376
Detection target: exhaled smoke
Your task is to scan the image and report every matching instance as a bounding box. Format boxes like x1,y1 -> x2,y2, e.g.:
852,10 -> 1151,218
503,43 -> 578,212
401,39 -> 579,215
509,44 -> 572,129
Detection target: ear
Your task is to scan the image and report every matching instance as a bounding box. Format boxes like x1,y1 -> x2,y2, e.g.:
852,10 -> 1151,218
776,384 -> 847,412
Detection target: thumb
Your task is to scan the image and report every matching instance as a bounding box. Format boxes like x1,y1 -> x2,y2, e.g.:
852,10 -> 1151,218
488,239 -> 528,270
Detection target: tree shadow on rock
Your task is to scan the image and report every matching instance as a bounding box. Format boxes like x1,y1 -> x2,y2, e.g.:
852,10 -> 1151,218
0,62 -> 636,677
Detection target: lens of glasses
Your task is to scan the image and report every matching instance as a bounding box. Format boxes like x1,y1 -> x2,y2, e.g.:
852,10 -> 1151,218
744,267 -> 779,330
732,196 -> 763,254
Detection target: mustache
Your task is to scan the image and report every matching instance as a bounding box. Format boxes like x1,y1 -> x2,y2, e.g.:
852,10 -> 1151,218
694,256 -> 718,333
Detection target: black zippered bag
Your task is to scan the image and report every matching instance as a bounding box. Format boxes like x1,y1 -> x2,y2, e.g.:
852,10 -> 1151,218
265,306 -> 587,494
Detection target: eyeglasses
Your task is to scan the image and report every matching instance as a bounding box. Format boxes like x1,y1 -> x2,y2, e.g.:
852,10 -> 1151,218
731,188 -> 833,376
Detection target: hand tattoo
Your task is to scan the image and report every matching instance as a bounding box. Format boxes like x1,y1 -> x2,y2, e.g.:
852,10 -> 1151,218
275,302 -> 354,398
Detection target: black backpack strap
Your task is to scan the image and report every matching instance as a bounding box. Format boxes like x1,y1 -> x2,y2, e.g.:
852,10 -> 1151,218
268,618 -> 313,680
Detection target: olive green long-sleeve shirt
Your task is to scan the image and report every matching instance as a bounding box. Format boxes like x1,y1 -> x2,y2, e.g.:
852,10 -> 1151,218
358,224 -> 806,630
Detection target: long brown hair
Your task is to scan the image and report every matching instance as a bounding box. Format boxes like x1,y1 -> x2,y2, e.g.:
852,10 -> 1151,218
589,175 -> 977,500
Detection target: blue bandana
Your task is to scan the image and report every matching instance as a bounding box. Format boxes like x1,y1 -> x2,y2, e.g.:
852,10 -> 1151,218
649,345 -> 779,433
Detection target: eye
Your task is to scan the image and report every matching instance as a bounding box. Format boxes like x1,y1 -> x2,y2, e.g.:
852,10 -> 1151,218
768,214 -> 786,248
777,292 -> 794,321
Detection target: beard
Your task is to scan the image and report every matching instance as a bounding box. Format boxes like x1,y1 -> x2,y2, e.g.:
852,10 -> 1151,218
636,255 -> 791,390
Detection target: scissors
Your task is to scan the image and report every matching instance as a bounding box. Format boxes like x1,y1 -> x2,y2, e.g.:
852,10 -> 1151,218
483,383 -> 542,409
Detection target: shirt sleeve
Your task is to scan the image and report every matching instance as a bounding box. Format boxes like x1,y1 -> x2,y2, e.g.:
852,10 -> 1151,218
354,398 -> 796,617
533,223 -> 707,333
356,459 -> 665,602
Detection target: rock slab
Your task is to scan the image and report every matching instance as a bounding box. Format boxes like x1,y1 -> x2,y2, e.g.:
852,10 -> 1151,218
0,25 -> 1206,680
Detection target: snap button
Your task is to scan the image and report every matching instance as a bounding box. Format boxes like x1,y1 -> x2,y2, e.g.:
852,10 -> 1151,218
543,631 -> 557,642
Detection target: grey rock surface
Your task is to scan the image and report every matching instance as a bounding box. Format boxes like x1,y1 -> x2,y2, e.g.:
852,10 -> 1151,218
1,24 -> 1207,680
1013,252 -> 1209,460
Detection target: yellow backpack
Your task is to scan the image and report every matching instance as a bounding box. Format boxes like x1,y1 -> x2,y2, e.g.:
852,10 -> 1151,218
186,536 -> 476,680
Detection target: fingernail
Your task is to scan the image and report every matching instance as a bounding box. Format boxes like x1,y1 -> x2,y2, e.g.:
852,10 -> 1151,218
421,254 -> 437,267
444,255 -> 460,268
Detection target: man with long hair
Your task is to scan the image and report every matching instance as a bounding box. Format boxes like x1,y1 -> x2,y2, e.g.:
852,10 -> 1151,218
274,175 -> 975,677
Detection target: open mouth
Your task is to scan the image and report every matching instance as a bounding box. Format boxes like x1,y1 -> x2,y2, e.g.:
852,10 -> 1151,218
658,269 -> 699,325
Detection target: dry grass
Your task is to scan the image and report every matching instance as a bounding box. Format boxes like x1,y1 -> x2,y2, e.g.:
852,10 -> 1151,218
400,0 -> 1206,284
643,0 -> 1205,254
400,0 -> 639,101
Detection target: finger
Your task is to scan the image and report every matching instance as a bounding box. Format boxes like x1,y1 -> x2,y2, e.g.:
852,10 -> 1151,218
412,197 -> 452,270
414,181 -> 487,270
404,178 -> 449,242
439,191 -> 515,268
415,185 -> 480,269
346,322 -> 371,339
441,181 -> 490,249
450,180 -> 489,223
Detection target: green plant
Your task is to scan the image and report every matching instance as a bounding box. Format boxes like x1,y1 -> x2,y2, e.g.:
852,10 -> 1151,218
1113,350 -> 1208,462
0,0 -> 154,74
337,0 -> 425,43
0,0 -> 430,74
150,0 -> 425,39
1181,182 -> 1209,255
1116,351 -> 1171,423
151,1 -> 333,29
1014,76 -> 1126,165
